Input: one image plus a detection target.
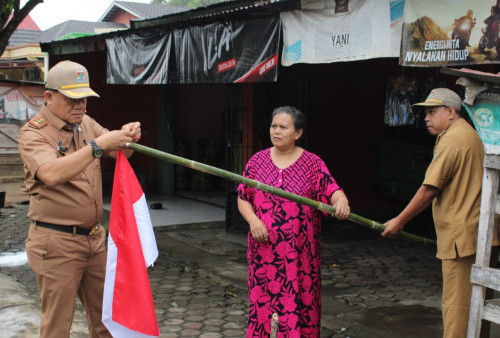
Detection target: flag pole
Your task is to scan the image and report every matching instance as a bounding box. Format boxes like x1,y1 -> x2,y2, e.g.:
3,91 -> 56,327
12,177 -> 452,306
129,143 -> 437,247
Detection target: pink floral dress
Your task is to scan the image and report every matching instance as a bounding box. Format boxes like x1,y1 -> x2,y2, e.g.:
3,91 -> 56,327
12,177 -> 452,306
237,148 -> 341,337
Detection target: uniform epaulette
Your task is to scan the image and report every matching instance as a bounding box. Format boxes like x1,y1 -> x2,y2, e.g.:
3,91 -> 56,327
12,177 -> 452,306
28,117 -> 49,129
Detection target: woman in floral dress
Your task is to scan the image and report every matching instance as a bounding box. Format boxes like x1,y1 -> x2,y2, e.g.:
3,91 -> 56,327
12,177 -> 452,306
237,106 -> 350,337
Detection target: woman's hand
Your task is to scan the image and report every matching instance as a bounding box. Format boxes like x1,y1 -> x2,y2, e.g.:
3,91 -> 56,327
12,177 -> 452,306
331,189 -> 350,220
237,197 -> 268,243
249,219 -> 269,243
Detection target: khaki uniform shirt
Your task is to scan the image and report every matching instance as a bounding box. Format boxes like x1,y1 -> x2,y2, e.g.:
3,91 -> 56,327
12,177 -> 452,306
423,118 -> 500,259
18,105 -> 108,229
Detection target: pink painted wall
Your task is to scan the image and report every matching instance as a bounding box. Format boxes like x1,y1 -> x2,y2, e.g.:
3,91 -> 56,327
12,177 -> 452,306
108,10 -> 137,26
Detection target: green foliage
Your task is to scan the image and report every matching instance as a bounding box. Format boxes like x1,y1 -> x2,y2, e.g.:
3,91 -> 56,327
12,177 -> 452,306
1,0 -> 14,13
1,0 -> 14,18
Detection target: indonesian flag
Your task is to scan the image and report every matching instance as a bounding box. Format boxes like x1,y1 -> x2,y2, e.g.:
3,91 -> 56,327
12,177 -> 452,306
103,151 -> 160,337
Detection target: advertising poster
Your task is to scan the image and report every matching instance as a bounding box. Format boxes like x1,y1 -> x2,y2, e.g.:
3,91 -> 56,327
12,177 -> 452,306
464,89 -> 500,155
174,15 -> 280,83
401,0 -> 500,66
281,0 -> 398,66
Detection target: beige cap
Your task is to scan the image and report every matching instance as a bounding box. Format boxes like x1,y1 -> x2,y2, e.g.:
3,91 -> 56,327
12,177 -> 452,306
45,60 -> 99,99
413,88 -> 462,111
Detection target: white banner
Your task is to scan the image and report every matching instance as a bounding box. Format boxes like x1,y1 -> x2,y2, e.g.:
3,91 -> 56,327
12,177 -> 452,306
281,0 -> 402,66
0,87 -> 42,122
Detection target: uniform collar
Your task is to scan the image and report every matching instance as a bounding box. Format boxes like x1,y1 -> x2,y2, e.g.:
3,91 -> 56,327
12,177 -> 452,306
40,104 -> 74,131
435,117 -> 463,144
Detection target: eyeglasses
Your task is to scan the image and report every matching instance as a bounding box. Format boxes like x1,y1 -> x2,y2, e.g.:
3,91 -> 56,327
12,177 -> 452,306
59,94 -> 87,105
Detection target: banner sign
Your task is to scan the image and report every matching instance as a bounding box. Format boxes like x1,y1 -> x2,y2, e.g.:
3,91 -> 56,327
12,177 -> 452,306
463,89 -> 500,155
401,0 -> 500,67
0,87 -> 42,122
173,15 -> 280,83
390,0 -> 405,56
281,0 -> 399,66
106,32 -> 173,84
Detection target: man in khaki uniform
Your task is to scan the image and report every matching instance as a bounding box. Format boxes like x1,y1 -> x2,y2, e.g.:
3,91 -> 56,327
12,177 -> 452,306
382,88 -> 500,338
18,60 -> 141,337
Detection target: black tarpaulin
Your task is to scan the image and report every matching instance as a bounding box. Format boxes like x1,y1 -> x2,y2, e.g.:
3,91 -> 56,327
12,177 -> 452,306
106,32 -> 173,84
173,14 -> 280,83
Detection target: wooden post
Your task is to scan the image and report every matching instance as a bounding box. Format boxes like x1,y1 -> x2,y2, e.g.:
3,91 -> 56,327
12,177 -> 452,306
468,159 -> 500,338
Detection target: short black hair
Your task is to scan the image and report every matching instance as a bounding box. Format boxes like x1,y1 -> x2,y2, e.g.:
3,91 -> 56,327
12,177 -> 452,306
271,106 -> 305,131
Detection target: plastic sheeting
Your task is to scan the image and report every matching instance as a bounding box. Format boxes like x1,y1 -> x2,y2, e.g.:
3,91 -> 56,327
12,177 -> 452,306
106,32 -> 173,84
384,77 -> 417,126
174,15 -> 280,83
105,15 -> 280,84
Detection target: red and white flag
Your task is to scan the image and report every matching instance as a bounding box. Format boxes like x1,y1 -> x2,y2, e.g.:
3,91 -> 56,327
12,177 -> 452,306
103,151 -> 159,337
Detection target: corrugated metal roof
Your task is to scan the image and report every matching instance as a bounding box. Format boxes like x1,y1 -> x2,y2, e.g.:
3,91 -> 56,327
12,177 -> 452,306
441,67 -> 500,85
40,21 -> 128,42
100,1 -> 190,22
40,0 -> 300,56
7,21 -> 127,48
8,1 -> 184,47
132,0 -> 299,28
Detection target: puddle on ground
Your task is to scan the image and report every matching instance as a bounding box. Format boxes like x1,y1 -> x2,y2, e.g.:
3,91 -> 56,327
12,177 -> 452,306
0,251 -> 28,267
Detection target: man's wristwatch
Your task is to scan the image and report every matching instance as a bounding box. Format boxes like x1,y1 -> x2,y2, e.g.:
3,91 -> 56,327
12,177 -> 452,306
90,140 -> 103,158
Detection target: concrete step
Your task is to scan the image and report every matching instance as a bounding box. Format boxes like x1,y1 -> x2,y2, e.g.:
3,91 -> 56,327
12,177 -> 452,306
0,165 -> 23,175
0,176 -> 24,184
0,166 -> 24,177
0,153 -> 23,165
0,154 -> 24,177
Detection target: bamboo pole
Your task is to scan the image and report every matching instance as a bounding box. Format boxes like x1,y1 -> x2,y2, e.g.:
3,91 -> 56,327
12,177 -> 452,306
270,313 -> 279,338
129,143 -> 437,247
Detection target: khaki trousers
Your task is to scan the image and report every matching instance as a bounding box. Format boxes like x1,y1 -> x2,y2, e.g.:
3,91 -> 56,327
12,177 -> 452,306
441,246 -> 499,338
26,223 -> 112,338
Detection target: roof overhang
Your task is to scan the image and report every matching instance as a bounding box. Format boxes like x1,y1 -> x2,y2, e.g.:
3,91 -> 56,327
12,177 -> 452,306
0,77 -> 44,86
99,2 -> 142,22
441,67 -> 500,86
0,59 -> 43,68
132,0 -> 299,29
41,0 -> 300,56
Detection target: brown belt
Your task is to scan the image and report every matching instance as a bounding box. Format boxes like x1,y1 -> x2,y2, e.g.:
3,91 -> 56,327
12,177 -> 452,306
33,220 -> 99,236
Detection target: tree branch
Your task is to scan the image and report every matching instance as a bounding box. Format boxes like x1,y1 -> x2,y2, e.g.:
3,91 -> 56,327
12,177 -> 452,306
0,1 -> 14,29
0,0 -> 43,56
